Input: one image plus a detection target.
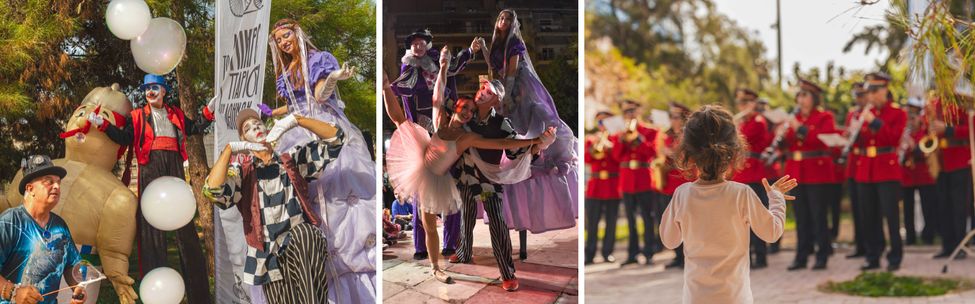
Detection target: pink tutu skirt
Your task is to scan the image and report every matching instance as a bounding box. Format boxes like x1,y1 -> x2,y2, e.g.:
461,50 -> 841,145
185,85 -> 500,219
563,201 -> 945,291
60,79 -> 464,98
386,121 -> 462,215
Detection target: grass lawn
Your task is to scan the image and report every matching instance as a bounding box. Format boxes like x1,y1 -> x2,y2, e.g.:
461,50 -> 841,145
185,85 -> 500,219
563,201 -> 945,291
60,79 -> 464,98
823,272 -> 973,297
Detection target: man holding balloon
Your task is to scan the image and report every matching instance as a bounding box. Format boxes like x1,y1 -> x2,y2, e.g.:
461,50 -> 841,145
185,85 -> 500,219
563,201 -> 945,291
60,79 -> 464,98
0,155 -> 86,304
89,74 -> 214,304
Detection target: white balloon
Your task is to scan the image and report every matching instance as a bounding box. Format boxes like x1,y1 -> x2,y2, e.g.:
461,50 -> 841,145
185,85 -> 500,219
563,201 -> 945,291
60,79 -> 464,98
105,0 -> 151,40
141,176 -> 196,231
139,267 -> 185,304
131,17 -> 186,75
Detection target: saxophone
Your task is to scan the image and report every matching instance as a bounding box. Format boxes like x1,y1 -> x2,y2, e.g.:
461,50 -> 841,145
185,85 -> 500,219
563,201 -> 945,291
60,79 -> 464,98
920,105 -> 942,179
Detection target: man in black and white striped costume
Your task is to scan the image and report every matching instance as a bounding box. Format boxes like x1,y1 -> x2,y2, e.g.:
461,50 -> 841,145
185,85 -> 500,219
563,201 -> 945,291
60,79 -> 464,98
204,108 -> 344,303
448,79 -> 543,292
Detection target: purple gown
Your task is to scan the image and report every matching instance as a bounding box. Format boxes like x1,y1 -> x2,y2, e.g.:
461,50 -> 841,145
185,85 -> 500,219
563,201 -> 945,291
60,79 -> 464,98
490,37 -> 579,233
266,50 -> 376,303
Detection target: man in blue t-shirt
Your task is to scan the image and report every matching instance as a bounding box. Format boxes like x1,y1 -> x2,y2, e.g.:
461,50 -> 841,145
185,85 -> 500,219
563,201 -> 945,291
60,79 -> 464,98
390,195 -> 414,231
0,155 -> 84,304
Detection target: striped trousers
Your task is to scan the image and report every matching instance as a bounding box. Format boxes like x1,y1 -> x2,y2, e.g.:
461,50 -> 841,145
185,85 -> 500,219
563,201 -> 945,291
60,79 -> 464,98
263,223 -> 330,303
456,185 -> 516,280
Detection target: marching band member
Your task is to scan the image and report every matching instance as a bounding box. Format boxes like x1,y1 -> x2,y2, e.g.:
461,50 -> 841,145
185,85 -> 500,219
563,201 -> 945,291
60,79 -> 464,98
855,72 -> 907,271
658,102 -> 694,269
732,88 -> 773,269
843,82 -> 868,258
929,92 -> 973,259
899,97 -> 937,246
613,101 -> 659,266
781,79 -> 838,271
585,112 -> 622,265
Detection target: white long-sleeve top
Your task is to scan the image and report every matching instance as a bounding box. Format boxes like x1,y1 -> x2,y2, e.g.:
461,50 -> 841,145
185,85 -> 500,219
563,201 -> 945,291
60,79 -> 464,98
660,180 -> 786,304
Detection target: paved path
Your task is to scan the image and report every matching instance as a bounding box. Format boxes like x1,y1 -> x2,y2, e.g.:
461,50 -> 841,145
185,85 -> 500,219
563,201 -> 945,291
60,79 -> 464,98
383,220 -> 579,303
586,227 -> 975,303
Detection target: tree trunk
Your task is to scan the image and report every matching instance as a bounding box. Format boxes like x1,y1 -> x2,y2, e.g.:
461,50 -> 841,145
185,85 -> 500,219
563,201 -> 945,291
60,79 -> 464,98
171,1 -> 216,277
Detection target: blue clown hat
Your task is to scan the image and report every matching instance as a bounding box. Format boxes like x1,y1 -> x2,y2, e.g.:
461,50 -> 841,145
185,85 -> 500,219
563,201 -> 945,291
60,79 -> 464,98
138,74 -> 172,92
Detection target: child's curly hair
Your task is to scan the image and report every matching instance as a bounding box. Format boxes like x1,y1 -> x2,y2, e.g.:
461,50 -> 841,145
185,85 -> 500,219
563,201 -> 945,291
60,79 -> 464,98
675,105 -> 747,181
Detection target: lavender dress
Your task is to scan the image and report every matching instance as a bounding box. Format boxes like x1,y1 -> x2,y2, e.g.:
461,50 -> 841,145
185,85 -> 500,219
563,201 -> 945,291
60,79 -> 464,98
491,37 -> 579,233
271,50 -> 376,303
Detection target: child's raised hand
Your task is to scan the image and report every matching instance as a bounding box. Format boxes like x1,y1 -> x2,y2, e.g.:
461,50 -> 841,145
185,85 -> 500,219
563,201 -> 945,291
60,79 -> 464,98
762,175 -> 797,200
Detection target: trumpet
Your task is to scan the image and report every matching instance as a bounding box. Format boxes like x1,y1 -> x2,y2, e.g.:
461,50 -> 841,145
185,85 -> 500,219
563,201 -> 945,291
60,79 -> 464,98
591,131 -> 613,159
623,118 -> 640,142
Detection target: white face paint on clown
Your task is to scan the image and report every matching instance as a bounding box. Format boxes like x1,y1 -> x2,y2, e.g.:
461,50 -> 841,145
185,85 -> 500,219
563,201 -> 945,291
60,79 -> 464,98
475,81 -> 500,106
410,37 -> 429,58
145,84 -> 166,108
241,118 -> 268,143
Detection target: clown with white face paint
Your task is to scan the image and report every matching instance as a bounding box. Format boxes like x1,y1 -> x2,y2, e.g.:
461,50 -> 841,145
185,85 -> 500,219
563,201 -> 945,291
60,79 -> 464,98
204,108 -> 346,303
92,73 -> 216,304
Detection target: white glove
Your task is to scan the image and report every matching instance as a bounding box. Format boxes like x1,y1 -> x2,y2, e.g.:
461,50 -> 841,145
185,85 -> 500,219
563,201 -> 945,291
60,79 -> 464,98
88,112 -> 105,128
315,63 -> 355,103
332,62 -> 356,81
207,96 -> 217,112
228,141 -> 267,153
539,126 -> 556,150
265,114 -> 299,143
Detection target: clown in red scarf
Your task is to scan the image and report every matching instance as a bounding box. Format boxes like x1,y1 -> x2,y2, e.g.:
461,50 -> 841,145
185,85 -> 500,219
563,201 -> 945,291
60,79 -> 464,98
88,74 -> 214,304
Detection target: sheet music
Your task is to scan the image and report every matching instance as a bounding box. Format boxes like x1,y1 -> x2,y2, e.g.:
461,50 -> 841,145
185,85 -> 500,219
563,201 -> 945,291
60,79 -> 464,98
650,109 -> 671,130
817,133 -> 850,148
601,116 -> 626,133
764,108 -> 790,124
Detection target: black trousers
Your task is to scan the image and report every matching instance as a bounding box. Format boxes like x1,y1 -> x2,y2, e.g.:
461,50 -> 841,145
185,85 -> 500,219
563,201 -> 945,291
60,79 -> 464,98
793,184 -> 833,264
902,185 -> 937,244
457,186 -> 516,280
622,191 -> 657,260
847,179 -> 866,254
914,185 -> 939,243
858,181 -> 903,266
137,150 -> 209,304
585,198 -> 620,262
827,183 -> 843,240
745,183 -> 770,263
936,169 -> 973,253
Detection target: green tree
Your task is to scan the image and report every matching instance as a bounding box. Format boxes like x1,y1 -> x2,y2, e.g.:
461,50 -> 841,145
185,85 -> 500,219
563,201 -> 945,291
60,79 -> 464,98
586,0 -> 773,118
0,1 -> 375,301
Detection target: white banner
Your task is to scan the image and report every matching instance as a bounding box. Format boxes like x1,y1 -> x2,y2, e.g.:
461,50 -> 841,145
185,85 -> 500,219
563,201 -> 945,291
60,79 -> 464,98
213,0 -> 271,162
214,0 -> 271,303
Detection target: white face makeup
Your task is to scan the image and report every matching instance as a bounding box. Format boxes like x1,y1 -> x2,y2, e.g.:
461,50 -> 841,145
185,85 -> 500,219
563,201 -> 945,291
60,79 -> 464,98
410,38 -> 429,57
242,118 -> 268,143
146,85 -> 166,107
475,82 -> 498,105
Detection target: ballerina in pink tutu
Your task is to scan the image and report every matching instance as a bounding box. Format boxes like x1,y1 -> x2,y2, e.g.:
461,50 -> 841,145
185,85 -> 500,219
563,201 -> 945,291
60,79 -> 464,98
382,46 -> 552,283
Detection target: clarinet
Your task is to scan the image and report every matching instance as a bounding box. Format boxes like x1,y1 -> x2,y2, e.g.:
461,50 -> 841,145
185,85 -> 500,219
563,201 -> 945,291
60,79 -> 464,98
836,103 -> 874,165
761,107 -> 800,166
896,112 -> 918,165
